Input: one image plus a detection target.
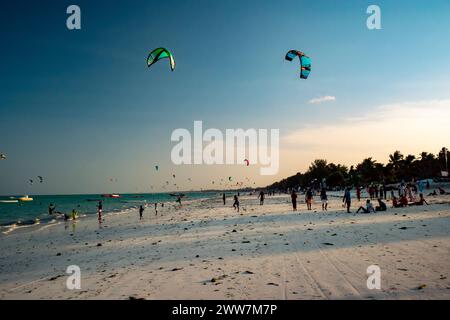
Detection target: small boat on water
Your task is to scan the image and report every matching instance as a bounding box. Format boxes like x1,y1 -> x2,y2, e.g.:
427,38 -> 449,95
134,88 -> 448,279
18,195 -> 33,202
102,194 -> 121,198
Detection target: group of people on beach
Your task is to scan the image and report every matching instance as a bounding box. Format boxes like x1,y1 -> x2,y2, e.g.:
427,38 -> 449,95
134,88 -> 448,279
287,182 -> 434,214
48,203 -> 79,221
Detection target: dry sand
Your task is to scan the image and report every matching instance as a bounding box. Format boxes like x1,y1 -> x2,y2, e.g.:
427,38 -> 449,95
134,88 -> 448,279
0,193 -> 449,300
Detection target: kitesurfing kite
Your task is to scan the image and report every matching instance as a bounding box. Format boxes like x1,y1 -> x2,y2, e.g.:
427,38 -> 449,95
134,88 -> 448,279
37,176 -> 43,183
0,153 -> 6,160
147,47 -> 175,71
29,179 -> 34,185
285,50 -> 311,79
244,159 -> 249,166
155,165 -> 159,171
228,176 -> 232,181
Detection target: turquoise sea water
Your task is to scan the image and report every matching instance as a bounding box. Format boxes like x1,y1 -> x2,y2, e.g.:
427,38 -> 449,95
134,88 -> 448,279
0,192 -> 217,228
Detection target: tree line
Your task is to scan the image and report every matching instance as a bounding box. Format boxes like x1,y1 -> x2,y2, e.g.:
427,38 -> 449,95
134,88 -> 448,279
267,147 -> 449,191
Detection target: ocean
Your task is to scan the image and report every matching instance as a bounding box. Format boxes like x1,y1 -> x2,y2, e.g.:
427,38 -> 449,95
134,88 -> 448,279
0,192 -> 218,231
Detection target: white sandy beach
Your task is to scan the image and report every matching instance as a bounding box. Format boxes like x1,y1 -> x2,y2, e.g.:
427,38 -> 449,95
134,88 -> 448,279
0,193 -> 449,300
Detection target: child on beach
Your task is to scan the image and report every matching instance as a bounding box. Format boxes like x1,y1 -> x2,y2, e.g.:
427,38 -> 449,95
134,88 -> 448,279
233,195 -> 240,212
357,200 -> 375,214
375,198 -> 387,211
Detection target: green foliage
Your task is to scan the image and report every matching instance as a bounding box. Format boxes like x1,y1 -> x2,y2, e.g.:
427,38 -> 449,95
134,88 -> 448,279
267,147 -> 449,190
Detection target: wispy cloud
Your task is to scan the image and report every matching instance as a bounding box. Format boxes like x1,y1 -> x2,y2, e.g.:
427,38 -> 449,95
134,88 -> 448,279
282,99 -> 450,166
308,96 -> 336,104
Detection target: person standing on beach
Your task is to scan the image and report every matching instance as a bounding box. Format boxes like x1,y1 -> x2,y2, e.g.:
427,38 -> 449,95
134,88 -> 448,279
305,188 -> 313,210
291,190 -> 298,211
233,195 -> 240,212
258,191 -> 265,205
343,187 -> 351,213
97,201 -> 103,223
154,202 -> 158,215
139,205 -> 145,220
356,186 -> 361,202
320,188 -> 328,211
222,193 -> 226,205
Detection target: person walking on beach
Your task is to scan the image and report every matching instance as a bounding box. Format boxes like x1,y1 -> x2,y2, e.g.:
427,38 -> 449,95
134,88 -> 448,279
320,187 -> 328,211
305,188 -> 313,210
258,191 -> 265,205
233,195 -> 240,212
97,201 -> 103,223
291,190 -> 298,211
343,187 -> 351,213
139,205 -> 145,220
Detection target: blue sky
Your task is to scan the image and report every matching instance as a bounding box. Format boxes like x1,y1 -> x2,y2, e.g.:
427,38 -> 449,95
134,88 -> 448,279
1,0 -> 450,195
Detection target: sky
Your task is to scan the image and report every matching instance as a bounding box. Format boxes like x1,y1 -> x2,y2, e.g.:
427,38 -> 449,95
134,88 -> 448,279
0,0 -> 449,195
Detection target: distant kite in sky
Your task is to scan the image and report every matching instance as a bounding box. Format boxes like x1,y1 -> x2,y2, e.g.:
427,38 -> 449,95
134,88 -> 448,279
38,176 -> 43,183
155,165 -> 159,171
228,176 -> 232,181
285,49 -> 311,79
244,159 -> 249,166
29,179 -> 34,185
147,47 -> 175,71
0,153 -> 6,160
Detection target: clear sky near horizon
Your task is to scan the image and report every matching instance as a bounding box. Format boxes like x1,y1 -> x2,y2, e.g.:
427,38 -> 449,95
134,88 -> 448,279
1,0 -> 450,195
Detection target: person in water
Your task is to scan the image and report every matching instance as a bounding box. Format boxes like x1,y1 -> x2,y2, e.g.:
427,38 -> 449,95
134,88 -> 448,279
48,203 -> 56,215
320,188 -> 328,211
71,209 -> 78,220
375,198 -> 387,211
258,191 -> 265,205
343,187 -> 351,213
139,205 -> 145,220
176,196 -> 182,205
357,200 -> 375,214
291,190 -> 298,211
222,193 -> 226,205
233,195 -> 240,212
63,212 -> 70,221
305,188 -> 313,210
